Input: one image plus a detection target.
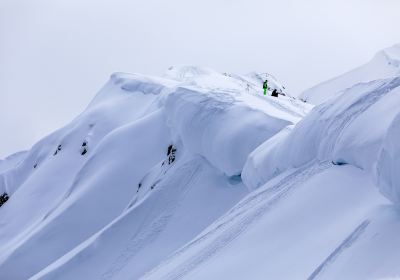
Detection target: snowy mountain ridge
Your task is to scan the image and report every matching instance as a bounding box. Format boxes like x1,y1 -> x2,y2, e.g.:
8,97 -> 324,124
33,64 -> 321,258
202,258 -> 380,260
1,50 -> 400,280
140,61 -> 400,280
300,44 -> 400,105
0,66 -> 309,280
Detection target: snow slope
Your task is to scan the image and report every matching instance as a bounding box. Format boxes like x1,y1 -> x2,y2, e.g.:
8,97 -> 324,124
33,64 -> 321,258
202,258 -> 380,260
243,77 -> 400,190
2,51 -> 400,280
0,66 -> 308,280
375,112 -> 400,204
142,164 -> 387,280
139,61 -> 400,279
300,44 -> 400,105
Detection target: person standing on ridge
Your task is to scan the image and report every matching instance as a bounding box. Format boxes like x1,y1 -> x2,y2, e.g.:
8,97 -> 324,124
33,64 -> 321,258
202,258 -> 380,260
263,80 -> 268,96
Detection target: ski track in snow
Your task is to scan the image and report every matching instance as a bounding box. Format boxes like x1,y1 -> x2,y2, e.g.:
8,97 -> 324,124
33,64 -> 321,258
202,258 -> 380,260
321,78 -> 400,158
142,161 -> 332,280
307,220 -> 370,280
100,159 -> 202,280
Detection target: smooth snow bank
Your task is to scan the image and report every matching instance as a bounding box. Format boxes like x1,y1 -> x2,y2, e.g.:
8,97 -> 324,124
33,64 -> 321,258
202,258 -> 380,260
300,44 -> 400,105
246,77 -> 400,187
242,126 -> 293,190
375,113 -> 400,204
165,87 -> 292,176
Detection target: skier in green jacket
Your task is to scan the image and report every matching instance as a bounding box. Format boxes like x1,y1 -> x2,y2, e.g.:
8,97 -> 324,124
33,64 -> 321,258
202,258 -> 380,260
263,80 -> 268,95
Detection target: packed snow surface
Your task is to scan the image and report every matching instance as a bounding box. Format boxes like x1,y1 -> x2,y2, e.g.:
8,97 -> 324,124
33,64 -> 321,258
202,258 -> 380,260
1,48 -> 400,280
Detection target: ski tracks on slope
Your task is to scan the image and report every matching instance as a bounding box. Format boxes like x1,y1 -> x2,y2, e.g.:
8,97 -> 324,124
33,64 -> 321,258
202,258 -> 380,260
307,220 -> 370,280
142,161 -> 332,280
139,79 -> 400,280
100,159 -> 203,280
321,78 -> 400,158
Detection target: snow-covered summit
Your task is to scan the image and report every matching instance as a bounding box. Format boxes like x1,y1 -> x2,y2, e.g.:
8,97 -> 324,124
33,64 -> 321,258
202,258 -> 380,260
1,56 -> 400,280
140,59 -> 400,280
300,44 -> 400,105
0,66 -> 308,280
164,65 -> 289,96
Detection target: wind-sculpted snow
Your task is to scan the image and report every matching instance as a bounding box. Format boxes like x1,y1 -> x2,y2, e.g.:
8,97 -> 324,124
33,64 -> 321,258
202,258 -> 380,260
246,77 -> 400,188
4,56 -> 398,280
375,113 -> 400,204
242,126 -> 293,190
300,44 -> 400,105
0,66 -> 309,279
164,65 -> 295,102
89,72 -> 177,106
165,87 -> 292,176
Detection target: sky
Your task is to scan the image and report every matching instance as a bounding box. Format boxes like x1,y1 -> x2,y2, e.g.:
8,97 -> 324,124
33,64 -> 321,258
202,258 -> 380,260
0,0 -> 399,158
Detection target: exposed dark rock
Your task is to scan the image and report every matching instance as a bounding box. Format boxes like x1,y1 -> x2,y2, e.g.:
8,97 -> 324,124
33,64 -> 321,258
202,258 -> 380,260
167,145 -> 177,164
0,193 -> 9,207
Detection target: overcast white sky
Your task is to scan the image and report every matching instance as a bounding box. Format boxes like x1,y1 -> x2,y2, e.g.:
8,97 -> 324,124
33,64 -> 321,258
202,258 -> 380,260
1,0 -> 399,158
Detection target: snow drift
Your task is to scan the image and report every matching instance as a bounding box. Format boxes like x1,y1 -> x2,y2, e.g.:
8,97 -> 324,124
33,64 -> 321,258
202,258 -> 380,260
139,51 -> 400,280
165,87 -> 291,176
243,77 -> 400,190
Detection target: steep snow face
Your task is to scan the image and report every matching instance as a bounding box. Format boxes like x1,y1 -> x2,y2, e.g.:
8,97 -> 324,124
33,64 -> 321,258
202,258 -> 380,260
244,77 -> 400,189
0,73 -> 173,279
31,153 -> 247,280
138,59 -> 400,280
375,113 -> 400,204
0,72 -> 170,198
0,66 -> 308,280
300,44 -> 400,105
165,87 -> 292,176
242,126 -> 293,190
